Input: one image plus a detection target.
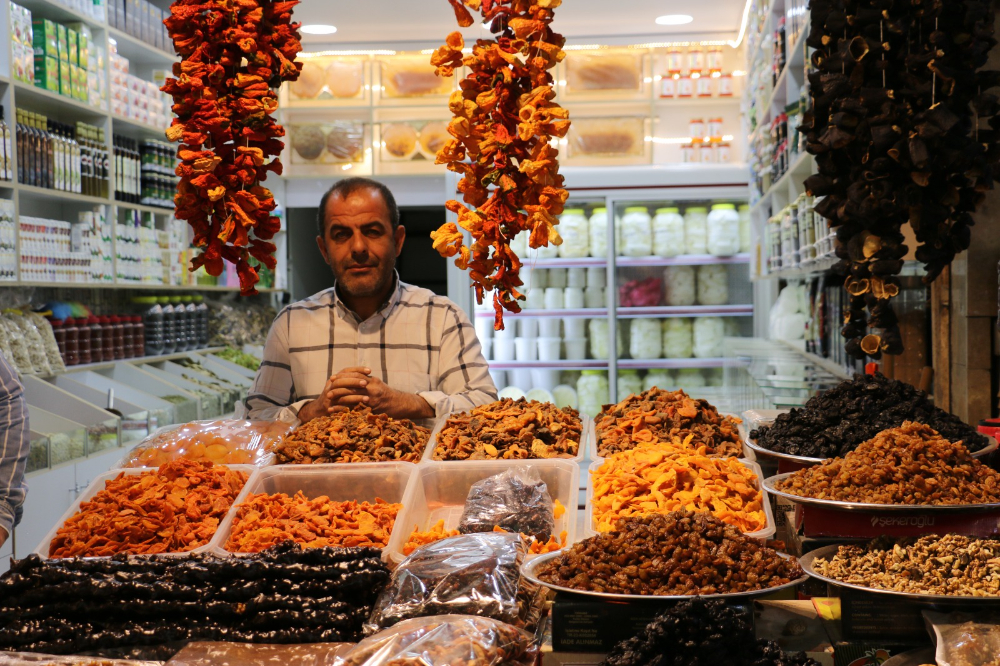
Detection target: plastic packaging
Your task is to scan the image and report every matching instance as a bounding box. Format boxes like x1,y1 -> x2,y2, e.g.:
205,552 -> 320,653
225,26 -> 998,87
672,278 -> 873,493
662,317 -> 694,358
684,206 -> 709,254
458,466 -> 556,539
6,313 -> 49,374
288,56 -> 365,100
696,264 -> 730,305
706,203 -> 741,256
290,122 -> 366,164
0,653 -> 161,666
380,57 -> 452,97
588,319 -> 623,359
653,207 -> 685,257
693,316 -> 726,358
675,368 -> 707,392
366,532 -> 546,633
589,208 -> 607,257
565,52 -> 643,92
618,277 -> 662,307
629,318 -> 662,359
557,209 -> 589,258
340,615 -> 538,666
924,611 -> 1000,666
619,207 -> 652,257
663,265 -> 696,306
166,642 -> 354,666
28,313 -> 65,373
119,419 -> 292,468
738,204 -> 751,253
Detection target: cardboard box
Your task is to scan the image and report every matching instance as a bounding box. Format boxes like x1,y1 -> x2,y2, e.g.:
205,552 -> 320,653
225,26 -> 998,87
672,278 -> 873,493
33,55 -> 59,92
59,59 -> 72,96
31,19 -> 58,58
66,28 -> 78,66
57,25 -> 69,62
72,65 -> 87,101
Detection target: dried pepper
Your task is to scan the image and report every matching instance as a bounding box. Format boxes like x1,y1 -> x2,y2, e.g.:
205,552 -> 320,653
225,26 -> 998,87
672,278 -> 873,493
429,0 -> 570,329
162,0 -> 303,295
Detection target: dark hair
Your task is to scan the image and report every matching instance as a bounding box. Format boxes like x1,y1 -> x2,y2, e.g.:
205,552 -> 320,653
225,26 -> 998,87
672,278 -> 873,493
317,177 -> 400,235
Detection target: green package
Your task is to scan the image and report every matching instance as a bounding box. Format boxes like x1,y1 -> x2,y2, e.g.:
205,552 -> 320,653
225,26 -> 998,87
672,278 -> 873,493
59,59 -> 71,96
31,19 -> 58,59
34,55 -> 59,92
57,25 -> 68,62
66,28 -> 78,66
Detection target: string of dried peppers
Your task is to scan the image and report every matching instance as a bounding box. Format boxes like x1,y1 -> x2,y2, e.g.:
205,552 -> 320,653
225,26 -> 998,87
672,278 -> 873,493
430,0 -> 571,329
162,0 -> 303,295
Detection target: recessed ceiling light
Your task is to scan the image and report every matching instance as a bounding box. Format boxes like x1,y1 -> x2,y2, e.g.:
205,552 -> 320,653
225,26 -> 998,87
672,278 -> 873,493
301,24 -> 338,35
655,14 -> 693,26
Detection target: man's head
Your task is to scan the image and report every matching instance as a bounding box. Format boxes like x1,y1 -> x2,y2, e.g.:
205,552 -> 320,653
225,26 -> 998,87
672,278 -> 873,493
316,178 -> 405,303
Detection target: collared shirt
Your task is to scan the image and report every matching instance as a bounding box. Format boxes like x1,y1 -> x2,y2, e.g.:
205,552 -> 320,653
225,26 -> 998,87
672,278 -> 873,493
0,351 -> 29,539
243,277 -> 497,425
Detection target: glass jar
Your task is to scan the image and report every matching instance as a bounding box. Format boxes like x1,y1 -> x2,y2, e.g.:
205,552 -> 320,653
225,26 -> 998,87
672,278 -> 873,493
687,46 -> 704,74
629,318 -> 662,360
697,264 -> 730,305
159,296 -> 177,354
589,207 -> 608,258
76,318 -> 92,365
684,206 -> 708,254
689,118 -> 705,140
707,47 -> 724,74
643,370 -> 673,392
557,209 -> 589,258
675,368 -> 707,392
663,266 -> 696,306
662,317 -> 693,358
707,203 -> 741,256
577,370 -> 609,419
121,315 -> 135,359
99,316 -> 114,361
87,317 -> 104,363
738,204 -> 751,253
617,370 -> 643,400
132,316 -> 145,357
620,207 -> 651,257
134,296 -> 165,356
588,319 -> 623,359
666,47 -> 683,75
111,315 -> 126,360
693,316 -> 725,358
63,318 -> 79,366
652,207 -> 685,257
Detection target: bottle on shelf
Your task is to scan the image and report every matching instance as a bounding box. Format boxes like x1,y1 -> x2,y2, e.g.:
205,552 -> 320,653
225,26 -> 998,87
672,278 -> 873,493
63,317 -> 80,366
97,129 -> 110,199
121,315 -> 135,359
52,122 -> 65,192
193,295 -> 209,346
110,315 -> 126,360
14,110 -> 25,185
159,296 -> 177,354
99,315 -> 115,362
134,296 -> 165,356
182,295 -> 197,350
0,106 -> 10,181
171,295 -> 188,351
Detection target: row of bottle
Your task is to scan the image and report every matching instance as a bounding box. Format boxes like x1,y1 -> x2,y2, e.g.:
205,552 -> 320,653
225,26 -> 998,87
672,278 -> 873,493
51,315 -> 145,366
15,110 -> 108,197
133,295 -> 210,356
113,136 -> 144,204
0,108 -> 11,181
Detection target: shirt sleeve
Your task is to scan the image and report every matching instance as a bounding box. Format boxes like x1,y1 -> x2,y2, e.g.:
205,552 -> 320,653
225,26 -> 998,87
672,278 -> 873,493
242,310 -> 308,424
0,351 -> 29,540
418,303 -> 498,418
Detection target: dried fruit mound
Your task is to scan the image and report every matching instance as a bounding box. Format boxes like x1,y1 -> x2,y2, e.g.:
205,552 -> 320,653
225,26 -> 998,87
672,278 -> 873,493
536,510 -> 802,596
751,373 -> 988,458
49,459 -> 248,558
595,388 -> 741,458
775,422 -> 1000,505
276,407 -> 430,464
434,398 -> 581,460
601,598 -> 822,666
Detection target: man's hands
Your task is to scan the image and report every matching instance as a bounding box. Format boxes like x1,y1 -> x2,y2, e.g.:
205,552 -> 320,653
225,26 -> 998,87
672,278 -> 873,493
297,367 -> 434,422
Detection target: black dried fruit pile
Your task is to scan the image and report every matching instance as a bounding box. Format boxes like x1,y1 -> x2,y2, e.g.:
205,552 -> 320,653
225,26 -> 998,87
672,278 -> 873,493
0,542 -> 390,658
750,373 -> 987,458
601,598 -> 821,666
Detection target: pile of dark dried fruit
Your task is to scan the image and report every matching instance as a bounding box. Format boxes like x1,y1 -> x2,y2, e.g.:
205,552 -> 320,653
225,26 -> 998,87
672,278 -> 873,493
750,373 -> 987,458
0,542 -> 389,658
601,598 -> 821,666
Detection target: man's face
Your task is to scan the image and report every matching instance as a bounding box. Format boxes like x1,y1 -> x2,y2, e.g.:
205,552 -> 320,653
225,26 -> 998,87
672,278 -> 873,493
317,188 -> 405,300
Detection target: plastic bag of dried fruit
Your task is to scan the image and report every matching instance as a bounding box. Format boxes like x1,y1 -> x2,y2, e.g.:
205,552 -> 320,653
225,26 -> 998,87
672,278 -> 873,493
117,419 -> 292,468
925,611 -> 1000,666
166,641 -> 354,666
0,652 -> 161,666
339,615 -> 537,666
366,532 -> 546,634
458,466 -> 555,540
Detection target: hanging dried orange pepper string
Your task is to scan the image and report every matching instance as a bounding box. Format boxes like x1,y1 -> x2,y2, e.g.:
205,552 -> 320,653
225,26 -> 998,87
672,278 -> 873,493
430,0 -> 570,330
163,0 -> 303,295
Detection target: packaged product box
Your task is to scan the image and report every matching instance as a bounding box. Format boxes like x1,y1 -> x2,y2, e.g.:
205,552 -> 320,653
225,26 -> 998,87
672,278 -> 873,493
127,0 -> 140,36
108,0 -> 118,28
59,59 -> 72,97
72,66 -> 87,101
34,55 -> 59,93
57,24 -> 68,62
141,0 -> 151,43
9,3 -> 32,47
31,19 -> 58,59
67,23 -> 91,67
14,43 -> 35,84
66,28 -> 78,66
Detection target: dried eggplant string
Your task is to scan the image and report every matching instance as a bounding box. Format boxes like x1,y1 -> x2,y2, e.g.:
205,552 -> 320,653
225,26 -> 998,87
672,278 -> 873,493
803,0 -> 1000,359
429,0 -> 571,329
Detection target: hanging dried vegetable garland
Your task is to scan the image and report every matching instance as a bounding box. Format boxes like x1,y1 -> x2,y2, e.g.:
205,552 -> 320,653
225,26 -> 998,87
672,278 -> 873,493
163,0 -> 303,295
429,0 -> 571,330
803,0 -> 1000,359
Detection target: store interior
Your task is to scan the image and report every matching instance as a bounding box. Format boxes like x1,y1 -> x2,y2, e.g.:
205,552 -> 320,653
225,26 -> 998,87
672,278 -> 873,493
0,0 -> 997,665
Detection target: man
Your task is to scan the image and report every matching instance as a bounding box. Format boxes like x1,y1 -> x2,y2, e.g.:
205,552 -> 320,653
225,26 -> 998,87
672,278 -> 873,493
244,177 -> 497,424
0,351 -> 29,550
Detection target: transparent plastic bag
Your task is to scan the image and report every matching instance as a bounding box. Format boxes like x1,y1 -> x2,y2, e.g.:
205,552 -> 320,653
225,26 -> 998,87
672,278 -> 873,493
8,313 -> 51,375
28,313 -> 66,374
166,641 -> 354,666
458,466 -> 555,540
0,652 -> 160,666
367,533 -> 546,633
118,419 -> 292,468
0,316 -> 35,374
339,615 -> 538,666
925,611 -> 1000,666
0,319 -> 16,370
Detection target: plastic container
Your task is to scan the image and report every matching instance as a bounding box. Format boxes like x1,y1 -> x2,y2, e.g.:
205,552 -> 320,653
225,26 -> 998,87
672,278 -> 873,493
34,464 -> 258,560
383,459 -> 580,565
652,207 -> 685,258
159,297 -> 177,354
584,457 -> 776,543
696,264 -> 730,305
662,317 -> 694,358
643,369 -> 673,392
131,316 -> 145,357
619,207 -> 651,257
63,318 -> 79,366
617,369 -> 643,399
629,318 -> 662,360
75,318 -> 92,365
134,296 -> 164,356
684,206 -> 709,254
182,296 -> 197,352
577,370 -> 609,419
738,204 -> 751,253
87,316 -> 104,363
663,265 -> 696,306
121,315 -> 135,359
215,463 -> 416,559
110,315 -> 126,360
588,319 -> 622,360
557,209 -> 589,258
98,315 -> 114,362
50,319 -> 66,361
194,295 -> 209,347
693,316 -> 725,358
707,203 -> 741,256
588,207 -> 608,257
170,296 -> 188,352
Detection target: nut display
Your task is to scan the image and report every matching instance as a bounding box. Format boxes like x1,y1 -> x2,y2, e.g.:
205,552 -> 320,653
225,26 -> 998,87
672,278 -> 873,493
750,373 -> 989,458
595,388 -> 742,458
275,407 -> 430,464
224,493 -> 402,552
433,398 -> 582,460
535,510 -> 802,596
0,543 -> 390,656
774,422 -> 1000,505
591,443 -> 766,533
813,536 -> 1000,597
49,460 -> 248,558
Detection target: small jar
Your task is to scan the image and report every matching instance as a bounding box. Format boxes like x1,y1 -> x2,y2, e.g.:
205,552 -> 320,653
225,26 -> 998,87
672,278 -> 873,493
707,203 -> 741,256
677,75 -> 694,97
675,368 -> 707,392
689,118 -> 706,140
121,315 -> 135,358
707,47 -> 724,74
111,316 -> 126,360
577,370 -> 609,419
588,207 -> 608,258
708,117 -> 724,138
557,209 -> 589,258
617,369 -> 643,400
629,319 -> 662,360
717,142 -> 732,163
687,46 -> 704,74
63,319 -> 80,366
588,319 -> 623,359
87,317 -> 104,363
660,76 -> 676,98
719,74 -> 734,96
99,316 -> 114,362
76,318 -> 92,365
696,76 -> 713,97
619,207 -> 652,257
662,317 -> 694,358
653,207 -> 685,258
681,143 -> 695,163
700,142 -> 718,163
666,47 -> 683,75
683,206 -> 709,254
693,317 -> 726,358
584,286 -> 605,309
132,316 -> 145,357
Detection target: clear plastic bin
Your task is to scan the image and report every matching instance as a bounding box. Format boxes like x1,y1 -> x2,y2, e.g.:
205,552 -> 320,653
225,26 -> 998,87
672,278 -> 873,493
584,457 -> 775,542
423,409 -> 590,464
34,464 -> 258,561
384,459 -> 580,565
214,462 -> 417,559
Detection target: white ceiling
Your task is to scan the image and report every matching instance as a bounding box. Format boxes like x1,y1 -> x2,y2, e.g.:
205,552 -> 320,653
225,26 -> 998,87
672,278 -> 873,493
294,0 -> 748,48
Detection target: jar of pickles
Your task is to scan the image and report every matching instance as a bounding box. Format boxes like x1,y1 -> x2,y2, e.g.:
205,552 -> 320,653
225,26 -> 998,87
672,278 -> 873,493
589,207 -> 608,258
684,206 -> 709,254
629,318 -> 662,360
619,207 -> 652,257
652,207 -> 685,257
617,370 -> 643,400
577,370 -> 609,419
707,203 -> 740,256
557,208 -> 589,258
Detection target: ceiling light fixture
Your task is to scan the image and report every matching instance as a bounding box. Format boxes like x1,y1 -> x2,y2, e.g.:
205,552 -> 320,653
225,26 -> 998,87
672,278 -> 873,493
655,14 -> 693,26
300,24 -> 338,35
727,0 -> 753,47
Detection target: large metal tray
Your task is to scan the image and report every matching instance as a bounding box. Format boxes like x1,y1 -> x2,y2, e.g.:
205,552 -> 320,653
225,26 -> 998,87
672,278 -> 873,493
763,472 -> 1000,513
800,544 -> 1000,603
520,550 -> 808,602
744,433 -> 997,467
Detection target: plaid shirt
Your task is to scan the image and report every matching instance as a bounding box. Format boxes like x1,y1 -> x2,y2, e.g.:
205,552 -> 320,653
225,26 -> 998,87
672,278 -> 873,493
243,277 -> 497,425
0,351 -> 28,539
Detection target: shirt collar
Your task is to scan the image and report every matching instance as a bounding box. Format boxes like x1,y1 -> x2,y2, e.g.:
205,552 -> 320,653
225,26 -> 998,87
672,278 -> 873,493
330,271 -> 402,323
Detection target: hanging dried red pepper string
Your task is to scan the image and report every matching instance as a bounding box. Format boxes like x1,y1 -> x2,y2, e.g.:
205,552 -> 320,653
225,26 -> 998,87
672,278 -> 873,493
430,0 -> 570,330
163,0 -> 302,295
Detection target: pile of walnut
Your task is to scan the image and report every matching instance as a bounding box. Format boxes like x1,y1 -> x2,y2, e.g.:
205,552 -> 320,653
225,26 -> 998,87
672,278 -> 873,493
433,398 -> 581,460
276,407 -> 430,464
